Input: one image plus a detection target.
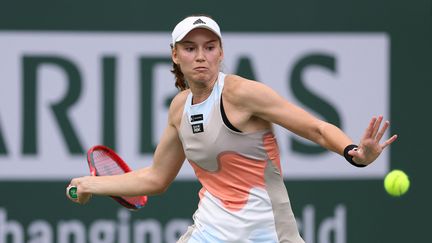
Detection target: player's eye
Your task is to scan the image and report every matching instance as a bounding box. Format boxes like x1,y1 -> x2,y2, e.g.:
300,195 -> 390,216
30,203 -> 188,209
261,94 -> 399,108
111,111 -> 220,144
184,46 -> 195,52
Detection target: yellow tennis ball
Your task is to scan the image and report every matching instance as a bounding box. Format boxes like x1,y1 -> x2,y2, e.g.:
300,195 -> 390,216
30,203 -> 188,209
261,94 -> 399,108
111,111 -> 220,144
384,169 -> 410,197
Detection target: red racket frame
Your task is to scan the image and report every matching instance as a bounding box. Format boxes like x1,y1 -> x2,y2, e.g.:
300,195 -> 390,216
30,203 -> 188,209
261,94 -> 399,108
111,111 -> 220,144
87,145 -> 148,210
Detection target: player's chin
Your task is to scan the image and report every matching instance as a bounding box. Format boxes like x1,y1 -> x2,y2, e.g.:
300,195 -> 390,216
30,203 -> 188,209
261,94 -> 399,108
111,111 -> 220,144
194,71 -> 216,82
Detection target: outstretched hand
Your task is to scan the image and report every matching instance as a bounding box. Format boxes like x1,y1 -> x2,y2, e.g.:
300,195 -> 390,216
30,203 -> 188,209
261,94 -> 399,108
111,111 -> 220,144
349,116 -> 398,166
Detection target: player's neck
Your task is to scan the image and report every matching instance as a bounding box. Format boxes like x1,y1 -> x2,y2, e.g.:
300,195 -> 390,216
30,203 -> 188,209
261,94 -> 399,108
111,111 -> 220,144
189,77 -> 218,104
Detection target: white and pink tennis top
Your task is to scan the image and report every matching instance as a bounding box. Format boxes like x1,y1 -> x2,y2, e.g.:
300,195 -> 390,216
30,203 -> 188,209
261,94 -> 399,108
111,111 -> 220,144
177,72 -> 305,243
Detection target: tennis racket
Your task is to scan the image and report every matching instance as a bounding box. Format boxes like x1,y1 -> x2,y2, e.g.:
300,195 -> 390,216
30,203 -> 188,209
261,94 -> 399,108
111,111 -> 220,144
68,145 -> 148,210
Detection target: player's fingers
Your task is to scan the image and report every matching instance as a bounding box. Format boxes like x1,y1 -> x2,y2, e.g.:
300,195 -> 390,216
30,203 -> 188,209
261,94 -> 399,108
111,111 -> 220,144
362,116 -> 377,139
371,115 -> 383,138
375,120 -> 390,142
381,134 -> 398,149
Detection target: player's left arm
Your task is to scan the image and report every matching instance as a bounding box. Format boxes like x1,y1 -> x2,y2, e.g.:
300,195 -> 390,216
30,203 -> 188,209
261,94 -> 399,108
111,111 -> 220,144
235,77 -> 397,166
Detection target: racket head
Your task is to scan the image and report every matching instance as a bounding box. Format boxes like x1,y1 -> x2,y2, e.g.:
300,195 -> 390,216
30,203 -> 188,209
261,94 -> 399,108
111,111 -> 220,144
87,145 -> 148,210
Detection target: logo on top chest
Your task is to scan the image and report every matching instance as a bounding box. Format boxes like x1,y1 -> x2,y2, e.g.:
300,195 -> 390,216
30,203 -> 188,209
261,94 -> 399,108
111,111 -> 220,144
190,114 -> 204,122
191,123 -> 204,134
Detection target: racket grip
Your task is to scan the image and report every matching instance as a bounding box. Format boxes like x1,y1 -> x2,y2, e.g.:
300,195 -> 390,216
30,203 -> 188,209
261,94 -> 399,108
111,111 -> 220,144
68,185 -> 78,199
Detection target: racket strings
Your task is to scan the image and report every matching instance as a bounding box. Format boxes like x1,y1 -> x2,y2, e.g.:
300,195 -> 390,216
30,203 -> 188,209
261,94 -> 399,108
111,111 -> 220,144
92,151 -> 124,175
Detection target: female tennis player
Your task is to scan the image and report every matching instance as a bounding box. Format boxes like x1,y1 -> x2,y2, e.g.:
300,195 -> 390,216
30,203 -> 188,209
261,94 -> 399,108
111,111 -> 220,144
67,15 -> 398,242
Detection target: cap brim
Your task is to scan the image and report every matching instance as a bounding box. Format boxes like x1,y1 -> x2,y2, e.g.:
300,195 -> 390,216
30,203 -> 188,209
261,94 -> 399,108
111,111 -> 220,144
174,24 -> 221,44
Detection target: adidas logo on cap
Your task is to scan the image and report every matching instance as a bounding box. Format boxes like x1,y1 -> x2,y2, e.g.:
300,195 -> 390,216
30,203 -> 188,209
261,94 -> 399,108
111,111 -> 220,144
193,18 -> 206,25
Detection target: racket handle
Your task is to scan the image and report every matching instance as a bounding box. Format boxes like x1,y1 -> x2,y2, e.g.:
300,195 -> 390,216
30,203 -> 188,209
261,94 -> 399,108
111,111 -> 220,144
68,185 -> 78,199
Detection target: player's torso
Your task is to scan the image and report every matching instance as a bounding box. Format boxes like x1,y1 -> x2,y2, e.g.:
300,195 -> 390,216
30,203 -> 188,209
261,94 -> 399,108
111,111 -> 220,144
178,72 -> 278,172
177,72 -> 293,241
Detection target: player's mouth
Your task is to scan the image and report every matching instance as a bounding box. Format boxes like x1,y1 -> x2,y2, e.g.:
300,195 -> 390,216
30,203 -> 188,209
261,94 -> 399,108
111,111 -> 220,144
194,67 -> 208,71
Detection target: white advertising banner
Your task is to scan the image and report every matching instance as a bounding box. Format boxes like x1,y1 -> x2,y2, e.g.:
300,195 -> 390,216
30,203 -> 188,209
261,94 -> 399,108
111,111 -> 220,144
0,32 -> 390,180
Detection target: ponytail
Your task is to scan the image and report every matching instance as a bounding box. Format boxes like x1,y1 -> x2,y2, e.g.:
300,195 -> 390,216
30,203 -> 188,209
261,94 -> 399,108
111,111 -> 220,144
171,61 -> 188,91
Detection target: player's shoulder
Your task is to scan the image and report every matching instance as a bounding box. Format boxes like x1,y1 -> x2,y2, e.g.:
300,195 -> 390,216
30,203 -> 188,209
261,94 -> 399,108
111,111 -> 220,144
171,89 -> 189,105
224,74 -> 249,87
168,89 -> 190,123
223,74 -> 266,104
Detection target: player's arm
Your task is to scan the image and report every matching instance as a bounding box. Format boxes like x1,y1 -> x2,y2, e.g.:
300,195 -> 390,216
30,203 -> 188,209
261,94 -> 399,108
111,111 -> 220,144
232,78 -> 352,155
70,95 -> 186,202
233,77 -> 397,165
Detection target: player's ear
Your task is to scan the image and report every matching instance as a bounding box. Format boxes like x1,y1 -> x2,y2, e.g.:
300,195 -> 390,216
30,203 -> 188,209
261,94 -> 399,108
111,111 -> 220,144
171,45 -> 179,64
218,45 -> 224,63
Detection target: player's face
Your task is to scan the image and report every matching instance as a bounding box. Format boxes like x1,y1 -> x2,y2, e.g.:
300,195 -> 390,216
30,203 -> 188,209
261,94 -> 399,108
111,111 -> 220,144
172,28 -> 223,86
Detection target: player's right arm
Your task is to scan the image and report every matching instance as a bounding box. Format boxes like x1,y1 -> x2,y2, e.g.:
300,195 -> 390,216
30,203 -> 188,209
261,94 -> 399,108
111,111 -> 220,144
68,92 -> 188,204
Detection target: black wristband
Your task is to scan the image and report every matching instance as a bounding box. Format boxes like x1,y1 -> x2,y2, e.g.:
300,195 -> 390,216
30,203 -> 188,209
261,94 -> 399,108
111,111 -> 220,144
343,144 -> 366,167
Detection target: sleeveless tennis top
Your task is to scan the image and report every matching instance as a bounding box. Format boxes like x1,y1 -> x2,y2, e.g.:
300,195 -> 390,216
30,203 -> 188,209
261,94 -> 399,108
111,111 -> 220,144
178,72 -> 305,243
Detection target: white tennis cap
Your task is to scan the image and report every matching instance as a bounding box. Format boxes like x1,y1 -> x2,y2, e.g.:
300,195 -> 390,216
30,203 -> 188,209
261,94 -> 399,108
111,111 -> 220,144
171,16 -> 222,47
